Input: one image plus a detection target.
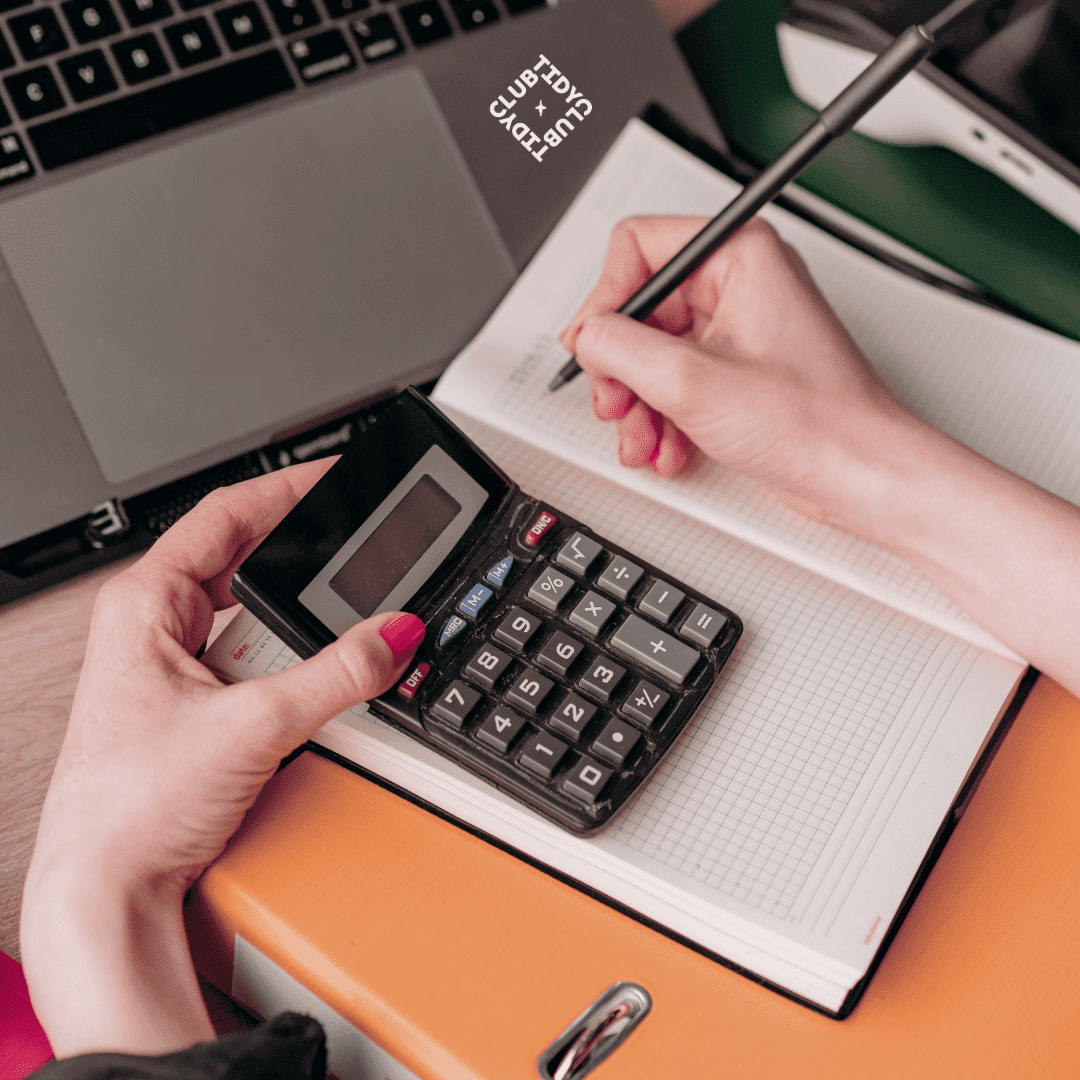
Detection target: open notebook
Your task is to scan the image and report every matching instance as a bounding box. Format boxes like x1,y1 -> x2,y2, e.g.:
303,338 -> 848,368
203,119 -> 1080,1015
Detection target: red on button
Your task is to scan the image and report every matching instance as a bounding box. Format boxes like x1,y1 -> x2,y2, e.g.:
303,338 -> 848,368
524,510 -> 557,547
397,661 -> 430,700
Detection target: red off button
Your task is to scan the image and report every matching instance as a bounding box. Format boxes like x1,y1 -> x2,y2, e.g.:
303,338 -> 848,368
396,661 -> 430,700
524,509 -> 557,547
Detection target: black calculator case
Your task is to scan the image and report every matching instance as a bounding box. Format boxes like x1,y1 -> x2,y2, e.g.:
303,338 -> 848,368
232,389 -> 742,835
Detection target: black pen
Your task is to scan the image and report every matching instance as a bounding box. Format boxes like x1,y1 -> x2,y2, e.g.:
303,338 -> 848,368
547,0 -> 982,393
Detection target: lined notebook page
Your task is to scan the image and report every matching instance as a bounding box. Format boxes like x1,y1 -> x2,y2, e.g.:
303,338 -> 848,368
206,425 -> 1022,1009
435,120 -> 1080,661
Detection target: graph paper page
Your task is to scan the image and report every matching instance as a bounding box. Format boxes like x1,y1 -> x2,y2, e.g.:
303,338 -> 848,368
206,425 -> 1023,1010
435,120 -> 1080,662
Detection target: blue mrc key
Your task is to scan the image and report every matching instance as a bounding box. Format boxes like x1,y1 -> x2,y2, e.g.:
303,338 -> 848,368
486,555 -> 514,588
458,583 -> 493,619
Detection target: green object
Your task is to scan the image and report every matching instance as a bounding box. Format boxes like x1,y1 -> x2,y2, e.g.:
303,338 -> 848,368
677,0 -> 1080,341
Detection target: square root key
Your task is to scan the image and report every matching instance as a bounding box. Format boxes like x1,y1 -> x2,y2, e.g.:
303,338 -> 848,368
555,531 -> 604,576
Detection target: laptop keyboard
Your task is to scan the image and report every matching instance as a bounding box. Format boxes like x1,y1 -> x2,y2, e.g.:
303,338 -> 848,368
0,0 -> 549,187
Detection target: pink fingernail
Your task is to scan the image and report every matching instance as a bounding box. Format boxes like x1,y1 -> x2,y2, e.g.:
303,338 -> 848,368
379,614 -> 426,661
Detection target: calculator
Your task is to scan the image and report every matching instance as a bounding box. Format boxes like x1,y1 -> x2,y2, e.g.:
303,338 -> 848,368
232,389 -> 742,836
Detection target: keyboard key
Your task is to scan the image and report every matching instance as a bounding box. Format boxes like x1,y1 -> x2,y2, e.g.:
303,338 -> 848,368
679,602 -> 728,648
522,508 -> 556,548
61,0 -> 121,43
492,607 -> 542,652
0,132 -> 35,188
535,629 -> 584,677
504,0 -> 546,11
578,655 -> 626,703
164,17 -> 220,67
547,691 -> 595,742
485,554 -> 513,588
399,0 -> 451,46
395,660 -> 429,700
457,582 -> 492,620
4,67 -> 65,119
619,679 -> 669,728
430,679 -> 481,729
289,27 -> 353,82
527,565 -> 573,613
504,666 -> 554,715
475,706 -> 526,754
555,531 -> 603,577
113,33 -> 170,83
609,614 -> 700,686
463,643 -> 511,689
265,0 -> 321,35
596,555 -> 643,601
58,48 -> 118,100
350,13 -> 402,63
324,0 -> 368,17
438,614 -> 467,648
452,0 -> 497,32
29,49 -> 293,169
215,2 -> 270,50
567,590 -> 616,636
0,29 -> 14,69
519,730 -> 568,779
592,718 -> 640,767
561,756 -> 613,805
638,580 -> 685,625
9,10 -> 68,60
118,0 -> 173,27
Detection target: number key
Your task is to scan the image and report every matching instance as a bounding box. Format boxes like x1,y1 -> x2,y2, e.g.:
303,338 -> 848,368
527,566 -> 573,612
535,630 -> 584,677
475,706 -> 527,753
578,656 -> 626,702
505,667 -> 554,715
493,606 -> 542,652
519,730 -> 569,779
548,691 -> 596,741
430,680 -> 481,729
464,643 -> 511,689
561,756 -> 614,805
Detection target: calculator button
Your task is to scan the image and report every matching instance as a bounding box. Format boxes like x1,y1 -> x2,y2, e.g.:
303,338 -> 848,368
548,691 -> 596,741
505,667 -> 555,715
396,661 -> 430,700
430,680 -> 482,729
457,582 -> 493,620
578,656 -> 626,702
567,591 -> 617,636
523,509 -> 557,547
438,614 -> 467,648
619,679 -> 670,728
680,603 -> 728,648
555,531 -> 604,577
561,757 -> 614,805
519,731 -> 569,779
535,630 -> 585,677
492,607 -> 543,652
485,554 -> 513,588
475,706 -> 527,753
464,643 -> 511,689
527,566 -> 573,612
609,615 -> 700,685
596,555 -> 644,600
638,580 -> 686,625
592,718 -> 640,767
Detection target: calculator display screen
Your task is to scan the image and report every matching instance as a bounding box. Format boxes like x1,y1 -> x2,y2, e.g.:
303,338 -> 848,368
298,443 -> 490,636
328,475 -> 462,618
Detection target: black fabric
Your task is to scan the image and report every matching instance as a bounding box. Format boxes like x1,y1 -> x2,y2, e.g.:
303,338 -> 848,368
29,1013 -> 326,1080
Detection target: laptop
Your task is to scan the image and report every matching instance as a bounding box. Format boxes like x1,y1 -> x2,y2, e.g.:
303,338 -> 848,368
0,0 -> 721,556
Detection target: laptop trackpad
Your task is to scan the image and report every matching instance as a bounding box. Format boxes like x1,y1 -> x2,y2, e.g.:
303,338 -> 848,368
0,68 -> 515,486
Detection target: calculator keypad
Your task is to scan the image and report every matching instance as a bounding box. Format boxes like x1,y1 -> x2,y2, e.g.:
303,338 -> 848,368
378,496 -> 741,837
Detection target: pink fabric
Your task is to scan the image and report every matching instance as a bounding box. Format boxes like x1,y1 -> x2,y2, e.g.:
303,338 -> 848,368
0,953 -> 52,1080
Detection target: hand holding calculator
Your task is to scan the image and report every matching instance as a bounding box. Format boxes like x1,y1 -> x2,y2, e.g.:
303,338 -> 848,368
232,390 -> 742,835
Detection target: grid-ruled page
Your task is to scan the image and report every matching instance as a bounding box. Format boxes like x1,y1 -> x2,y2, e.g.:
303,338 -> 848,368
436,119 -> 1080,660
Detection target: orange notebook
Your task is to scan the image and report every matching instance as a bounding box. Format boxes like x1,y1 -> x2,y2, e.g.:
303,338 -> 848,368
186,675 -> 1080,1080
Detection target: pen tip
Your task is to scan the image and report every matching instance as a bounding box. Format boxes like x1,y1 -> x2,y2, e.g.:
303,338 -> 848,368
547,357 -> 581,393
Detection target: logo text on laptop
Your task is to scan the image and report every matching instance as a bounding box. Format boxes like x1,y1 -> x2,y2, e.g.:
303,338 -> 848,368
489,54 -> 592,164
